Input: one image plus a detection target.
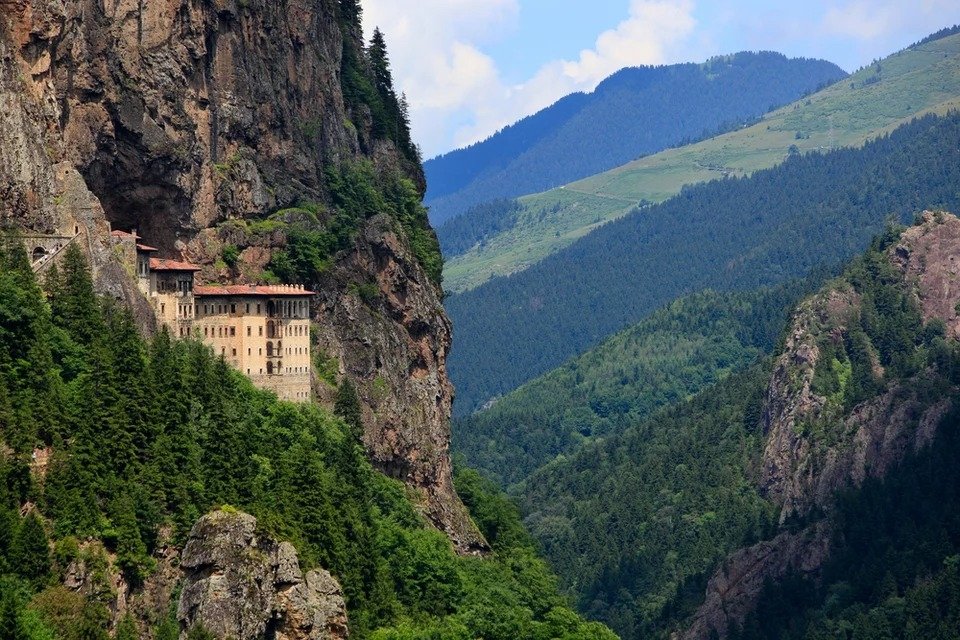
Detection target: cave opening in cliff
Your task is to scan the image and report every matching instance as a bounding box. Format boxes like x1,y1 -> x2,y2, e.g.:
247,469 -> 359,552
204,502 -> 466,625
83,138 -> 193,256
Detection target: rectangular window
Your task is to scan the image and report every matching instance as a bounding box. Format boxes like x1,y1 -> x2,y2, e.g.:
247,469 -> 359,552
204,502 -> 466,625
232,348 -> 236,356
248,348 -> 251,356
230,327 -> 236,337
246,303 -> 250,313
231,304 -> 236,314
161,303 -> 165,314
257,304 -> 261,314
204,305 -> 208,314
247,327 -> 251,337
259,326 -> 263,337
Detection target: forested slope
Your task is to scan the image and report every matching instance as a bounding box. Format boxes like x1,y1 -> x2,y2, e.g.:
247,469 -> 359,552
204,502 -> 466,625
425,52 -> 844,225
514,216 -> 960,638
442,28 -> 960,292
447,111 -> 960,415
0,241 -> 614,639
453,278 -> 827,486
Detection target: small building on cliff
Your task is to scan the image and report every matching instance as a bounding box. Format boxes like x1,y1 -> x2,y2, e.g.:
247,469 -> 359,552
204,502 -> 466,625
111,230 -> 313,402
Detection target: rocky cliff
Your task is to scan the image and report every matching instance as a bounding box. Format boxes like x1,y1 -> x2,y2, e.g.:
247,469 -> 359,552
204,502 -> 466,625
312,214 -> 485,553
682,211 -> 960,639
178,510 -> 349,640
0,0 -> 482,552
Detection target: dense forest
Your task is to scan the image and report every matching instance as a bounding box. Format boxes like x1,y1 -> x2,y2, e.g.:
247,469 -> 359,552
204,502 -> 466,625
453,276 -> 828,487
447,111 -> 960,416
0,239 -> 613,639
734,408 -> 960,640
424,52 -> 845,225
514,224 -> 960,638
436,199 -> 524,259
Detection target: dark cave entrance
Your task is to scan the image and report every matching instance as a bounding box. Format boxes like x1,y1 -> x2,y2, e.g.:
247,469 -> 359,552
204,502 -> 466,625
82,117 -> 195,255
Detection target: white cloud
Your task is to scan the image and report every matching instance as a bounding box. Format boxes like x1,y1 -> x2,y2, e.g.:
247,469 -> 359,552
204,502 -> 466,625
364,0 -> 698,157
821,1 -> 900,40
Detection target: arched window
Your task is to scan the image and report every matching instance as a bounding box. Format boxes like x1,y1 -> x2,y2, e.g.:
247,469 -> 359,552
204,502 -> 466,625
266,342 -> 274,357
267,361 -> 273,375
32,247 -> 46,263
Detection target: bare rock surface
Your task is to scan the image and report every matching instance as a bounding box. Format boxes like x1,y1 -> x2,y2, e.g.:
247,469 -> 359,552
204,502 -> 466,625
683,212 -> 960,638
177,510 -> 348,640
892,210 -> 960,338
313,215 -> 488,554
681,522 -> 830,640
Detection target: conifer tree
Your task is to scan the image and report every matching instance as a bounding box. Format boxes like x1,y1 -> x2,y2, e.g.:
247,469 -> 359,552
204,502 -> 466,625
49,245 -> 101,347
12,512 -> 50,583
368,28 -> 395,103
338,0 -> 362,28
334,380 -> 364,442
0,584 -> 23,640
109,492 -> 152,583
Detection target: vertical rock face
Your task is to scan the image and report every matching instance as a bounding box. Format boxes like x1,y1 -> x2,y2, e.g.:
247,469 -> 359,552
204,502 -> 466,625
178,510 -> 349,640
313,214 -> 487,554
2,0 -> 357,246
682,212 -> 960,639
1,0 -> 478,551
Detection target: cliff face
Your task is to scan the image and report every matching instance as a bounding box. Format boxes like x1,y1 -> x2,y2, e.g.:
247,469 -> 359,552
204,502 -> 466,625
313,214 -> 485,554
178,510 -> 349,640
683,211 -> 960,639
2,0 -> 355,245
0,0 -> 479,551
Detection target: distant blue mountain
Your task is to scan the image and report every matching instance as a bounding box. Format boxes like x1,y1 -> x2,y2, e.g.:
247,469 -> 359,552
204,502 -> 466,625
425,51 -> 846,225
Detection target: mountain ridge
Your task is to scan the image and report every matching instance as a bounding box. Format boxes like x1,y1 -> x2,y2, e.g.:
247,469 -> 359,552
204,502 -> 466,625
447,110 -> 960,416
443,29 -> 960,292
425,51 -> 846,226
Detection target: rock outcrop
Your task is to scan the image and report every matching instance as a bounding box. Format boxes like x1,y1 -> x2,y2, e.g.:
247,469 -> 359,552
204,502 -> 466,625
892,210 -> 960,339
313,214 -> 487,554
178,510 -> 348,640
682,212 -> 960,639
681,522 -> 831,640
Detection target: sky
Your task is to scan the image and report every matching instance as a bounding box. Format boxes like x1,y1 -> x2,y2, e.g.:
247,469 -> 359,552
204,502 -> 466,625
362,1 -> 960,159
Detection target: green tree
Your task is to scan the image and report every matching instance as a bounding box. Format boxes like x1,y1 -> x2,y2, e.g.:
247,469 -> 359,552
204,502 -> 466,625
334,380 -> 363,442
12,512 -> 50,583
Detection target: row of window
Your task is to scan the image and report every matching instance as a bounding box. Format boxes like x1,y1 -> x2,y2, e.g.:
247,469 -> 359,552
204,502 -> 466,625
243,364 -> 310,375
158,279 -> 192,294
197,301 -> 309,319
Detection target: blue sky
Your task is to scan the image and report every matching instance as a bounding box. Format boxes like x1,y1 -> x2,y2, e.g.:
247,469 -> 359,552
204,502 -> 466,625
364,1 -> 960,158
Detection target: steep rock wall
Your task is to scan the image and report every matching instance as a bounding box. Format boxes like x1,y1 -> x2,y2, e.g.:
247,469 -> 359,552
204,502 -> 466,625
313,214 -> 486,554
682,212 -> 960,639
0,0 -> 479,552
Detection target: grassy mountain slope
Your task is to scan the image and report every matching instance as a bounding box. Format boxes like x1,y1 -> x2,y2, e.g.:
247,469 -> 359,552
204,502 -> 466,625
453,279 -> 825,487
447,111 -> 960,416
425,52 -> 845,226
443,29 -> 960,293
514,218 -> 960,638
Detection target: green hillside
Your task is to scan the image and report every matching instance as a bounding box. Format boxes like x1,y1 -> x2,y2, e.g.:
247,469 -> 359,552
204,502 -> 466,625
514,219 -> 960,638
0,242 -> 614,640
443,30 -> 960,293
453,279 -> 824,487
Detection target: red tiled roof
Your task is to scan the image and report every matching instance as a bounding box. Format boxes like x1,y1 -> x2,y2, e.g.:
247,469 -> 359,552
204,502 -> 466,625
194,284 -> 315,297
136,243 -> 159,252
150,258 -> 201,272
111,229 -> 140,240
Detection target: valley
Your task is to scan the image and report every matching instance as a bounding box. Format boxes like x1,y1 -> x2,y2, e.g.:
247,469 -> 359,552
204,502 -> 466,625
443,29 -> 960,293
1,4 -> 959,640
